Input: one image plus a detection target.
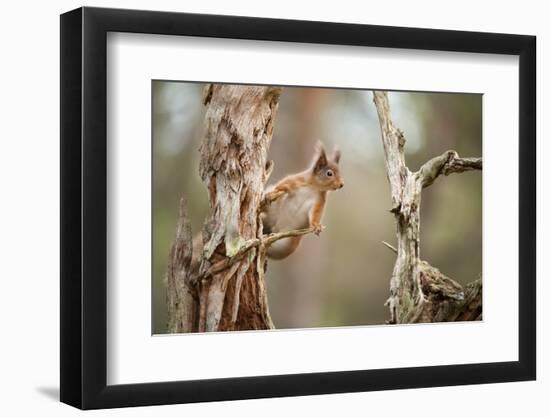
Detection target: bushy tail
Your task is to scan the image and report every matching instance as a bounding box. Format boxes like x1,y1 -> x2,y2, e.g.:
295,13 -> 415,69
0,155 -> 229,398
266,236 -> 302,260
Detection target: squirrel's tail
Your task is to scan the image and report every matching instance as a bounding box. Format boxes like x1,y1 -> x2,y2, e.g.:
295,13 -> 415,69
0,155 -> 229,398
266,236 -> 302,260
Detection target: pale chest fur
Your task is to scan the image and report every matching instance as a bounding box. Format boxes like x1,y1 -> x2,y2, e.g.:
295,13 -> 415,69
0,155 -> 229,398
263,186 -> 320,233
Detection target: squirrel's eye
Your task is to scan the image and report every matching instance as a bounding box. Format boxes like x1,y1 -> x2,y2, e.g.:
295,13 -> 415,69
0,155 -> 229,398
326,170 -> 333,177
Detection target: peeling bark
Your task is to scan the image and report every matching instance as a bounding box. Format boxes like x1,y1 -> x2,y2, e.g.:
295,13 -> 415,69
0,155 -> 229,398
167,84 -> 283,332
373,91 -> 482,324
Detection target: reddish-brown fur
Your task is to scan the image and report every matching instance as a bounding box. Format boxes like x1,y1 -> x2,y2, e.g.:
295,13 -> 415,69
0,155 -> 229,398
262,142 -> 344,259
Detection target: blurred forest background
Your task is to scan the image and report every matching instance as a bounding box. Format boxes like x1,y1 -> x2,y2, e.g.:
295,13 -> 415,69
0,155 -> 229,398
152,81 -> 482,334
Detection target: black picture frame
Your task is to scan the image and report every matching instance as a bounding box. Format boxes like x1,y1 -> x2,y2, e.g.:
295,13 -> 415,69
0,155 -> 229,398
60,6 -> 536,410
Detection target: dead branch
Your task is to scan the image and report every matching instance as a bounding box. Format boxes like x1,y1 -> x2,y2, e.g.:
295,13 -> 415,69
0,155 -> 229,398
373,90 -> 482,324
372,91 -> 408,211
198,226 -> 318,281
418,150 -> 482,188
382,241 -> 398,254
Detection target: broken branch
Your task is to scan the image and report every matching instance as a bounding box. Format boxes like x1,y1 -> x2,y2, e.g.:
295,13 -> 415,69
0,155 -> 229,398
197,226 -> 319,282
418,150 -> 482,188
382,241 -> 398,254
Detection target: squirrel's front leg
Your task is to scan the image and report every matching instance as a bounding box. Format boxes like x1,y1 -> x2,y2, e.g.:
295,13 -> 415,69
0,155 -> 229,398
262,181 -> 296,207
309,193 -> 327,236
260,188 -> 286,213
264,189 -> 286,203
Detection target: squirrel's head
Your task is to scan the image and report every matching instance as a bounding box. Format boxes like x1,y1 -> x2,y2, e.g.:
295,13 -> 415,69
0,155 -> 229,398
310,142 -> 344,191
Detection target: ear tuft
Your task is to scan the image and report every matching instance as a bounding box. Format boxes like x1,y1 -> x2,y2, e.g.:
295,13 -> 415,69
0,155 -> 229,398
333,147 -> 341,164
313,141 -> 328,173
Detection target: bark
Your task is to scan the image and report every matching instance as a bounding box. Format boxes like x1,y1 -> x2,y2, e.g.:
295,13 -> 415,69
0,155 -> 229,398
166,84 -> 283,332
373,91 -> 482,324
166,84 -> 322,333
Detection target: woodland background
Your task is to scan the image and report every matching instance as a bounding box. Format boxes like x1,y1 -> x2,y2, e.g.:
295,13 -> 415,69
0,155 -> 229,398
2,1 -> 544,416
152,82 -> 482,333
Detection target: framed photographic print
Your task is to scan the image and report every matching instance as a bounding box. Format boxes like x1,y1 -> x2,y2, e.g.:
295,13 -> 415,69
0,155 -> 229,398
60,6 -> 536,410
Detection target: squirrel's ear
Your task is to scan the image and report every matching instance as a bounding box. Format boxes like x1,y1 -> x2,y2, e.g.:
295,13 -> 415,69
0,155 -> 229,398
333,147 -> 341,164
313,142 -> 328,172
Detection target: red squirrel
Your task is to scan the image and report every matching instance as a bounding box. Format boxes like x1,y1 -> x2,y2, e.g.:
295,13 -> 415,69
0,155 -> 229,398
262,142 -> 344,260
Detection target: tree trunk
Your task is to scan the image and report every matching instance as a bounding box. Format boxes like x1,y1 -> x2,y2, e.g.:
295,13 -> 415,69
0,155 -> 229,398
167,84 -> 282,332
372,91 -> 483,324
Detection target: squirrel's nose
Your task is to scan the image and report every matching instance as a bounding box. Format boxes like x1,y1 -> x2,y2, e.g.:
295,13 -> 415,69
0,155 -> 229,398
339,182 -> 344,189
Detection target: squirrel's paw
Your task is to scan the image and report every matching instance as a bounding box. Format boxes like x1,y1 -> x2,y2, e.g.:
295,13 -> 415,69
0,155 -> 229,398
259,198 -> 270,212
262,190 -> 283,206
312,224 -> 325,236
260,191 -> 279,212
